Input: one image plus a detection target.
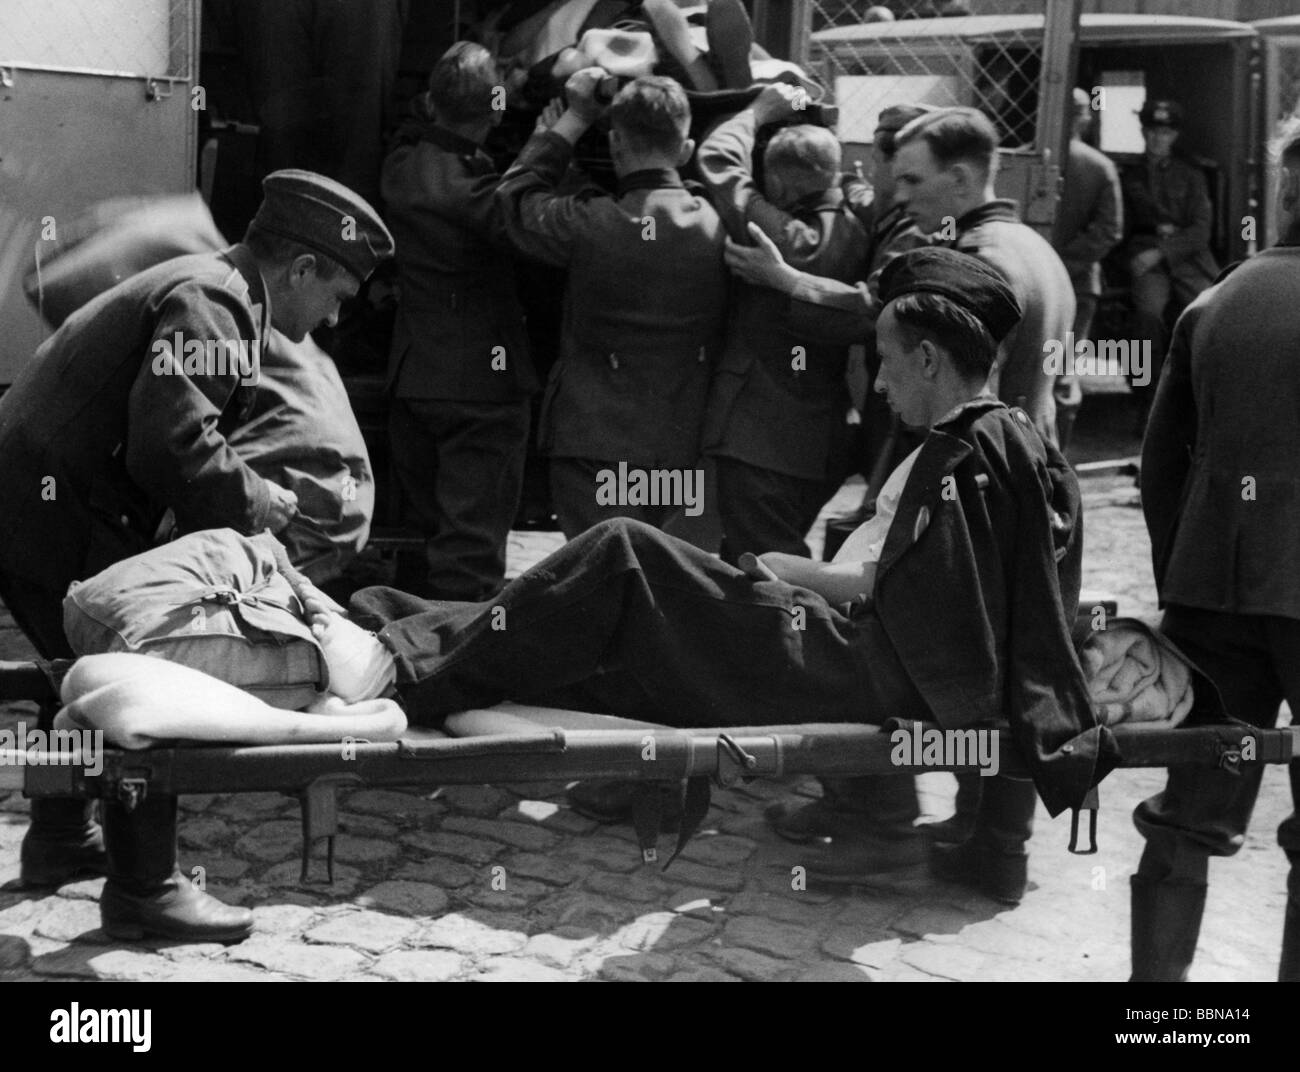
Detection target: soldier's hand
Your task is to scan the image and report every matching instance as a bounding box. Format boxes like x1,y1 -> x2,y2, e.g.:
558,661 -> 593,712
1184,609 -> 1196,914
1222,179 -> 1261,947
264,482 -> 299,534
751,82 -> 809,126
725,222 -> 801,295
564,67 -> 609,124
534,98 -> 566,135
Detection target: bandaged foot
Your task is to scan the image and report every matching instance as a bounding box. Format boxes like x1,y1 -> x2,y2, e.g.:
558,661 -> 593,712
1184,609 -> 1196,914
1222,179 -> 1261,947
312,613 -> 397,703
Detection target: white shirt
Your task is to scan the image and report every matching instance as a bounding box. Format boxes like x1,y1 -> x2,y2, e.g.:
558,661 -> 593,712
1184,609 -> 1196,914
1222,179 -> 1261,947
831,445 -> 924,566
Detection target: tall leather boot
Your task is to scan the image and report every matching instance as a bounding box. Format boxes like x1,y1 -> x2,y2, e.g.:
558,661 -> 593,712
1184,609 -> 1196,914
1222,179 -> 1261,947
20,798 -> 107,887
766,773 -> 920,845
100,793 -> 252,943
1129,876 -> 1206,982
1279,857 -> 1300,982
19,699 -> 106,886
930,775 -> 1036,905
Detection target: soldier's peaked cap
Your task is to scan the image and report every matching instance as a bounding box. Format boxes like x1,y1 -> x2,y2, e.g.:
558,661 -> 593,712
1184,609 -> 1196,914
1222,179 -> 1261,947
1138,99 -> 1183,129
248,169 -> 395,281
879,247 -> 1022,343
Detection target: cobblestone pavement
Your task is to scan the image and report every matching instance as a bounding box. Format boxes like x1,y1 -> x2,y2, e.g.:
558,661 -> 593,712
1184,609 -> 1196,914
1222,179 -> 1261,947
0,467 -> 1291,982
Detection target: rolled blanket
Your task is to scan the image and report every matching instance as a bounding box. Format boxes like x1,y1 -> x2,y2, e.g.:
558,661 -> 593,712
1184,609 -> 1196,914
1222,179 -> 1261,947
1078,621 -> 1194,728
54,653 -> 406,750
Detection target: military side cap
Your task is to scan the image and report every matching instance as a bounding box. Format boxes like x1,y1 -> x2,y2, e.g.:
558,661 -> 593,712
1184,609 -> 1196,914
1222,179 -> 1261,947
1138,99 -> 1183,129
249,169 -> 395,281
879,246 -> 1022,343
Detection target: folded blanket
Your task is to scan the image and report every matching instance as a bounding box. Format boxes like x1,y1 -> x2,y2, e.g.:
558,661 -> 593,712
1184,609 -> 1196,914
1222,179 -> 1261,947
54,653 -> 406,750
1078,622 -> 1194,728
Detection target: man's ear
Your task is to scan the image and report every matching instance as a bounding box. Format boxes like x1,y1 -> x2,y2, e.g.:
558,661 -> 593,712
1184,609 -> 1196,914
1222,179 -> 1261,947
288,253 -> 318,286
675,137 -> 696,168
948,161 -> 975,198
918,338 -> 943,380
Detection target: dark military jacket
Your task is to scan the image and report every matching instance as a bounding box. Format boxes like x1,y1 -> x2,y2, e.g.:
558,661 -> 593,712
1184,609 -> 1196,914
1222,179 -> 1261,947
696,110 -> 869,480
496,131 -> 728,469
382,113 -> 539,401
0,248 -> 273,601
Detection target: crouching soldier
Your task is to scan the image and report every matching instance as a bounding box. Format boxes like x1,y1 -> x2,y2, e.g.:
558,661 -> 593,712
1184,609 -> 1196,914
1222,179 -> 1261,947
0,171 -> 393,942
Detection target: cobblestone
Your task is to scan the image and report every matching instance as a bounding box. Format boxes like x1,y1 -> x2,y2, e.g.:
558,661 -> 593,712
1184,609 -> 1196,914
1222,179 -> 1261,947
416,913 -> 528,955
306,910 -> 420,953
372,949 -> 465,982
355,881 -> 449,918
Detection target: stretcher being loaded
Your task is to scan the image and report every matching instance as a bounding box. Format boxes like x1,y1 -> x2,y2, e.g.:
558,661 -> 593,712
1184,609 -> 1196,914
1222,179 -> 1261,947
1,657 -> 1292,885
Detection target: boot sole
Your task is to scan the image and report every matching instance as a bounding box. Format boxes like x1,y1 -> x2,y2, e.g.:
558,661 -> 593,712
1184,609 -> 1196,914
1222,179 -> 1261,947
102,919 -> 252,944
18,862 -> 108,889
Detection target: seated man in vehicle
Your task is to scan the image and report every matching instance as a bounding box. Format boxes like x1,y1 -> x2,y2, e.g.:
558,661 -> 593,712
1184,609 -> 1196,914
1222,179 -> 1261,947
1119,99 -> 1219,426
302,248 -> 1119,893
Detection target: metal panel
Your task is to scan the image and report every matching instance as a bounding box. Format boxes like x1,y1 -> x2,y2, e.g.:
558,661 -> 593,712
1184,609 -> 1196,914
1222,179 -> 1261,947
0,1 -> 198,385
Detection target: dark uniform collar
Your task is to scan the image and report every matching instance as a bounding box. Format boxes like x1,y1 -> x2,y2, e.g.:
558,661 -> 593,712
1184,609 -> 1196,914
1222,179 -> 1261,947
933,392 -> 1004,431
422,123 -> 489,160
222,244 -> 272,342
618,168 -> 685,196
953,199 -> 1020,235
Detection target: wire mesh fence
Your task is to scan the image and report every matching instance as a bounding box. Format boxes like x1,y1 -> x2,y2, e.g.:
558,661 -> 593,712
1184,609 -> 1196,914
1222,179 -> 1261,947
805,0 -> 1054,152
0,0 -> 193,79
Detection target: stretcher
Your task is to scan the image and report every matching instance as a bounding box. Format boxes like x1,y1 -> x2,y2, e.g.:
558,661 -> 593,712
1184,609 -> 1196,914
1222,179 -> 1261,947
0,658 -> 1294,883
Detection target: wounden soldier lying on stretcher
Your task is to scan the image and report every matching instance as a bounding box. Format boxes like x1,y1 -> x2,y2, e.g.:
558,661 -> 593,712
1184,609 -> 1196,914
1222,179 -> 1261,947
299,248 -> 1120,900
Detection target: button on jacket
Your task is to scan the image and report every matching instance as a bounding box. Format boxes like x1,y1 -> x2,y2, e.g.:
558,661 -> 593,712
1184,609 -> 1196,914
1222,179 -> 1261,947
496,131 -> 728,469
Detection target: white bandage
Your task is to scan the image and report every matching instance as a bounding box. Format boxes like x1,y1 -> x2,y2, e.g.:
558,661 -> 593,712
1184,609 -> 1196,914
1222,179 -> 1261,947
315,615 -> 397,703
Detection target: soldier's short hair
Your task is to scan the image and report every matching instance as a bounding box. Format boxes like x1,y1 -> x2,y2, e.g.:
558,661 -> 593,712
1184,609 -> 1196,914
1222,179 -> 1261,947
610,76 -> 691,157
889,291 -> 999,380
764,125 -> 841,195
427,41 -> 498,125
242,228 -> 347,281
894,106 -> 1000,182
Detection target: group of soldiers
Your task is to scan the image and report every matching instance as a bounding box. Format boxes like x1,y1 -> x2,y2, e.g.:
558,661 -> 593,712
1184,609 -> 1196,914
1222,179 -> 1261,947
0,17 -> 1291,982
386,41 -> 1221,613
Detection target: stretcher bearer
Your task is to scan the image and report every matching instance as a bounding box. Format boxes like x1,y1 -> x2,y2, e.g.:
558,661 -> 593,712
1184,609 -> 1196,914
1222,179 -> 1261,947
495,71 -> 728,539
1131,129 -> 1300,982
382,42 -> 540,600
0,171 -> 393,941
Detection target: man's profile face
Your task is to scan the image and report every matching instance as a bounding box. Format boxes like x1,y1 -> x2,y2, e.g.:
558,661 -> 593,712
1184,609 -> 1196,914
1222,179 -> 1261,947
891,140 -> 960,234
273,263 -> 359,342
1142,125 -> 1179,159
874,304 -> 930,428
